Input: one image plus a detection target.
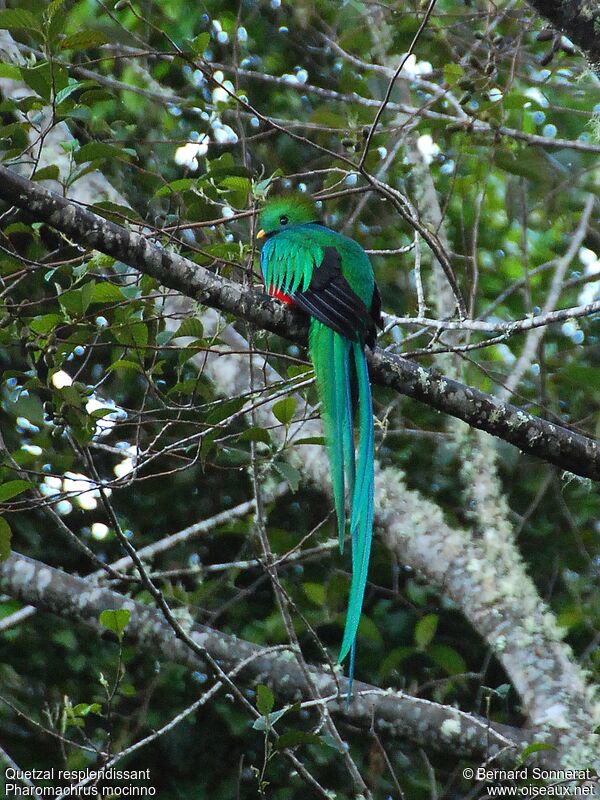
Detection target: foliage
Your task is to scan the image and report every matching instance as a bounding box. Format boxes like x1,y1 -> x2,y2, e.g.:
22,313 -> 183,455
0,0 -> 599,797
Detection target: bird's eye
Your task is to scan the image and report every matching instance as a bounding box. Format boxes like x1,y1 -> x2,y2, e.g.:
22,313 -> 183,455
279,215 -> 289,226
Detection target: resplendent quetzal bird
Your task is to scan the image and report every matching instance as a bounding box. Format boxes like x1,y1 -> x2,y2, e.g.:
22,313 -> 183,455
257,193 -> 382,693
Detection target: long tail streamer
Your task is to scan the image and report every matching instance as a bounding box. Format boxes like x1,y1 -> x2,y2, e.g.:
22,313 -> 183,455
309,320 -> 374,699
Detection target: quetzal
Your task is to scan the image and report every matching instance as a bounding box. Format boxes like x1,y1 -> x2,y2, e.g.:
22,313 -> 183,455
257,193 -> 382,693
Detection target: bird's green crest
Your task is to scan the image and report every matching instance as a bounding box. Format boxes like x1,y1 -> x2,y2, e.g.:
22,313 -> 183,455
258,193 -> 319,235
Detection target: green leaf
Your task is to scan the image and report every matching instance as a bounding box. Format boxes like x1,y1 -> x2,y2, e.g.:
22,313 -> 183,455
218,176 -> 250,192
9,393 -> 44,426
517,742 -> 556,765
272,397 -> 296,426
190,32 -> 210,54
0,63 -> 22,80
0,518 -> 12,562
21,65 -> 52,101
318,733 -> 346,752
308,109 -> 347,128
74,142 -> 133,165
176,342 -> 206,365
406,579 -> 430,607
99,608 -> 130,641
219,175 -> 250,205
0,255 -> 21,277
378,646 -> 414,680
256,684 -> 274,716
428,644 -> 467,676
294,436 -> 325,446
238,427 -> 271,445
154,178 -> 198,198
0,480 -> 31,502
356,614 -> 382,645
0,122 -> 29,152
414,613 -> 438,650
252,708 -> 288,731
167,378 -> 202,396
173,318 -> 204,339
88,407 -> 118,420
208,164 -> 250,181
254,175 -> 281,199
72,702 -> 101,716
52,629 -> 77,649
443,63 -> 464,85
273,461 -> 300,492
45,0 -> 67,22
0,9 -> 40,31
156,331 -> 173,346
33,165 -> 60,182
106,359 -> 143,373
559,365 -> 600,392
59,281 -> 95,316
287,364 -> 312,379
274,731 -> 323,751
206,397 -> 245,425
45,0 -> 65,47
59,289 -> 84,316
60,31 -> 110,50
90,282 -> 125,304
304,582 -> 326,606
30,313 -> 62,335
112,320 -> 148,349
56,384 -> 84,410
557,607 -> 584,631
495,147 -> 553,184
55,81 -> 96,107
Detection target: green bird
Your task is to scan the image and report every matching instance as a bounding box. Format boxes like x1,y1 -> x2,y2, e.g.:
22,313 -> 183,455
257,193 -> 382,693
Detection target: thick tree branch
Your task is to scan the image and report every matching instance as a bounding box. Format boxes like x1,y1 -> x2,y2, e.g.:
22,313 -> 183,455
0,551 -> 522,762
196,306 -> 600,769
1,165 -> 599,480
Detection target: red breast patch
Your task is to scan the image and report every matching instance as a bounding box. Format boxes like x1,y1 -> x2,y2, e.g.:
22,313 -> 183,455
268,286 -> 294,305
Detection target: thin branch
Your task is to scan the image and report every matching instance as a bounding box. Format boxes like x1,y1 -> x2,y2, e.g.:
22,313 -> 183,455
0,551 -> 523,763
17,42 -> 600,154
0,165 -> 598,479
499,194 -> 595,399
383,297 -> 600,335
359,0 -> 438,167
0,485 -> 289,633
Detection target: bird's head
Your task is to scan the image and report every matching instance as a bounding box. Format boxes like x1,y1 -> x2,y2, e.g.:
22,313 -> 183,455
257,193 -> 319,239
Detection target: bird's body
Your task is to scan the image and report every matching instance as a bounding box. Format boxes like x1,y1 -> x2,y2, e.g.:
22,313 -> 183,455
258,194 -> 381,693
261,222 -> 376,317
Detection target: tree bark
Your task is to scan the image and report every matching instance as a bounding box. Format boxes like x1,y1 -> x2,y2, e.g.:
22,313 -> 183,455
0,164 -> 599,481
0,551 -> 521,763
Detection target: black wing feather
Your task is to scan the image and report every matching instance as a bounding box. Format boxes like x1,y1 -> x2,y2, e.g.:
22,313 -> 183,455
294,246 -> 380,346
293,292 -> 356,339
370,283 -> 383,329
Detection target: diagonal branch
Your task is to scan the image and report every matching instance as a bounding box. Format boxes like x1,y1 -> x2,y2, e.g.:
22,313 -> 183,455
195,303 -> 600,769
0,164 -> 599,479
499,195 -> 594,400
0,550 -> 523,763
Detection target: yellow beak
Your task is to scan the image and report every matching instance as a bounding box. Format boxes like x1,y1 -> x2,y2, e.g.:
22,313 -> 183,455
256,229 -> 266,239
